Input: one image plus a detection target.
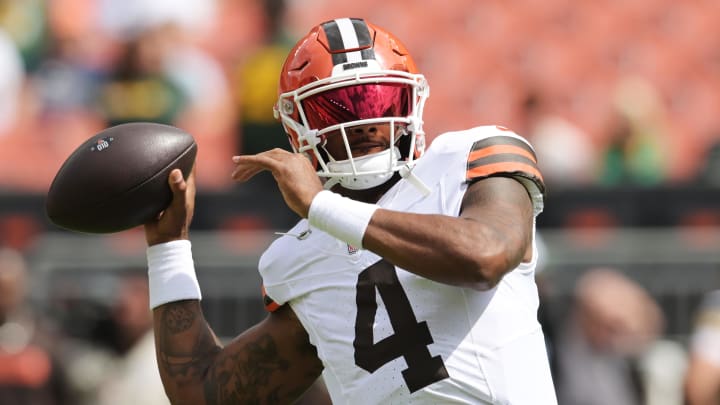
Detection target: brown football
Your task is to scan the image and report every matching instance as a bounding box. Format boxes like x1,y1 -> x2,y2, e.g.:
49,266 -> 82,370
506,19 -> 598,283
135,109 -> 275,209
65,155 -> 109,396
46,122 -> 197,233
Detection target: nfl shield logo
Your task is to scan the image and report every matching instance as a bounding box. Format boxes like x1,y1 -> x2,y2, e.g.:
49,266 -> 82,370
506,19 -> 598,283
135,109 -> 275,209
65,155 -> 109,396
347,244 -> 358,255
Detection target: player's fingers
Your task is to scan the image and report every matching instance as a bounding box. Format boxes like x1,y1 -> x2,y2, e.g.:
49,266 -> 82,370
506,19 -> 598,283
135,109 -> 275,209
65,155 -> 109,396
184,165 -> 196,204
167,168 -> 188,207
233,148 -> 293,168
231,163 -> 264,182
168,168 -> 186,190
232,154 -> 280,171
146,169 -> 194,243
231,153 -> 283,181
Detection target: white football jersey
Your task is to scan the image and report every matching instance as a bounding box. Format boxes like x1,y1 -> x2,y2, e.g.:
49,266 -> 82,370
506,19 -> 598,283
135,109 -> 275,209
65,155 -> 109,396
259,126 -> 557,404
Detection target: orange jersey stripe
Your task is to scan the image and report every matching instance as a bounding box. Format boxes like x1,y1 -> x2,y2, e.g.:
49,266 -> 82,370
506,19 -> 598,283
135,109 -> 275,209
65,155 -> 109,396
261,285 -> 281,312
265,300 -> 280,312
467,161 -> 544,182
468,144 -> 537,164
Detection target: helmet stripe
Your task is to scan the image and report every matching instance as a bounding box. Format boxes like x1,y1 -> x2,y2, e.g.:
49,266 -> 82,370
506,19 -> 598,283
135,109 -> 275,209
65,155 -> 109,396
321,20 -> 348,65
335,18 -> 363,63
322,18 -> 376,66
350,18 -> 375,61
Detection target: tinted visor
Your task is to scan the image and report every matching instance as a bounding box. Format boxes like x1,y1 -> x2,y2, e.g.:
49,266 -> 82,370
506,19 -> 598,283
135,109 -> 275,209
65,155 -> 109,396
302,83 -> 411,130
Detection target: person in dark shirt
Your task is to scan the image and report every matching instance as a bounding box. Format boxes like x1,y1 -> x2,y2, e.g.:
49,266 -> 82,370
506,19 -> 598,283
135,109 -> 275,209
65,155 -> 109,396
0,248 -> 74,405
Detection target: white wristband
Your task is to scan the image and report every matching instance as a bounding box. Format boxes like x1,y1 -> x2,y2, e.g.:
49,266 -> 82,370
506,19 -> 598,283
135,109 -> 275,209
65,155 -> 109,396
147,239 -> 202,309
308,190 -> 379,249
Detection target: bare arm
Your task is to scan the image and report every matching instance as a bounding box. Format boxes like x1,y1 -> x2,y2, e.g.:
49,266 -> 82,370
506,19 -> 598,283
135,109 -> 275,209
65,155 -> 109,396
363,176 -> 533,290
145,169 -> 324,404
232,150 -> 535,291
154,301 -> 324,405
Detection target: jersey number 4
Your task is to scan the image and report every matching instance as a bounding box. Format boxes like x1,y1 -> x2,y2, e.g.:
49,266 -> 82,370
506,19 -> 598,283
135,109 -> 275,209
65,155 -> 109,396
353,259 -> 449,393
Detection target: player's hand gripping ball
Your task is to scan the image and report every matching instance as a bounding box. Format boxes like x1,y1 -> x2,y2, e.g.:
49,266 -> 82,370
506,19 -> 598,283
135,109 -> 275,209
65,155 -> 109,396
46,122 -> 197,233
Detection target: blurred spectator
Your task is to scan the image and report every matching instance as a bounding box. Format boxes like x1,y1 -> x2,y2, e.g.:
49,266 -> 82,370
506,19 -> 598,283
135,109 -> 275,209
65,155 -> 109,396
517,91 -> 597,187
696,138 -> 720,187
96,22 -> 236,190
599,77 -> 668,187
226,0 -> 298,222
0,248 -> 75,405
638,334 -> 687,405
0,27 -> 23,137
554,267 -> 665,405
66,270 -> 326,405
0,0 -> 716,190
63,271 -> 169,405
31,33 -> 106,117
96,30 -> 187,127
684,290 -> 720,405
155,22 -> 237,190
0,0 -> 49,72
98,0 -> 218,41
157,23 -> 233,134
233,0 -> 294,156
93,271 -> 169,405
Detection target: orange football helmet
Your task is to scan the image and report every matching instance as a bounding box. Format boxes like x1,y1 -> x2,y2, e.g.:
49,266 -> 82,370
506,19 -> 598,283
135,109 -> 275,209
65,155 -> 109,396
274,18 -> 429,190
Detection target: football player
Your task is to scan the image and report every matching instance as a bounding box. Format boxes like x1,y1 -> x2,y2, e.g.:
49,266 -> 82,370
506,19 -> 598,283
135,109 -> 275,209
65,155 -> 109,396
144,18 -> 558,404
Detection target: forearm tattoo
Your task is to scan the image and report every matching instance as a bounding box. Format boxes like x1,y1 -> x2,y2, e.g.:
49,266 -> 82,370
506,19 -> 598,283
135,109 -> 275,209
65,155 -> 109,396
164,304 -> 197,333
156,301 -> 323,405
204,335 -> 288,404
203,318 -> 323,404
157,301 -> 221,381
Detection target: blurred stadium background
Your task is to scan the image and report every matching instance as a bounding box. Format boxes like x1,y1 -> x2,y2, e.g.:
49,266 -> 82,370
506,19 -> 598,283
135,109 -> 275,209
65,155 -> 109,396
0,0 -> 719,404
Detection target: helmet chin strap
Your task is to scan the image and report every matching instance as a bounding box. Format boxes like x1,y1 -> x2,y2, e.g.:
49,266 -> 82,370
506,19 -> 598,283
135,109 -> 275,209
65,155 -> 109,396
326,147 -> 400,190
323,147 -> 432,196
